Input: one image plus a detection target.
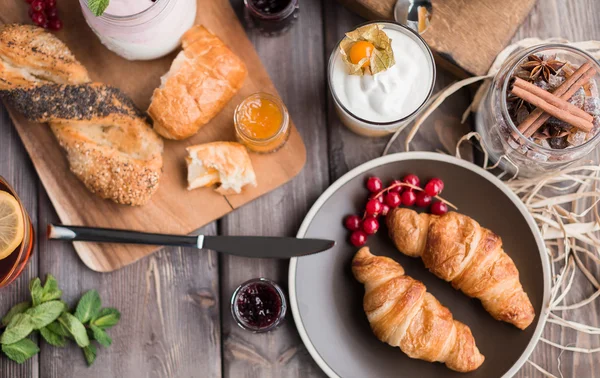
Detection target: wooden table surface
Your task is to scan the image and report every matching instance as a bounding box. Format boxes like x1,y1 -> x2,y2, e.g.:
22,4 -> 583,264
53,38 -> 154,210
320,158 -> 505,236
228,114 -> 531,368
1,0 -> 599,377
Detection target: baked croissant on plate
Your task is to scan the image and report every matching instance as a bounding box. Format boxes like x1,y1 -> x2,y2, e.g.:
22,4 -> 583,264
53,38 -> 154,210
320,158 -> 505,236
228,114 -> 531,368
387,208 -> 535,330
352,247 -> 485,373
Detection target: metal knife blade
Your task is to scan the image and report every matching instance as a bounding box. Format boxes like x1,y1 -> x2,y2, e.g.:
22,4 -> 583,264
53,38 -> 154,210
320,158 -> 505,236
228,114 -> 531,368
199,235 -> 335,259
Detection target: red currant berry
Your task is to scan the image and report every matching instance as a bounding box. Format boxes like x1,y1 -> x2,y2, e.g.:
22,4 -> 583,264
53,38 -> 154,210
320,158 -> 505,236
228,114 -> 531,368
388,180 -> 404,193
401,191 -> 416,206
384,191 -> 401,208
47,18 -> 62,30
45,6 -> 58,19
425,178 -> 444,197
380,204 -> 390,217
431,201 -> 448,215
31,11 -> 46,26
402,174 -> 420,190
362,217 -> 379,235
350,230 -> 367,247
31,0 -> 45,12
344,215 -> 362,231
366,176 -> 383,193
365,199 -> 382,216
369,194 -> 384,204
28,7 -> 35,17
415,192 -> 432,207
45,0 -> 56,7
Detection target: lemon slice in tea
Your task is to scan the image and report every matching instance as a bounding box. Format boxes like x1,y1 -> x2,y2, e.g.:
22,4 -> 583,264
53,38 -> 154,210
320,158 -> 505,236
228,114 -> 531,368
0,190 -> 25,260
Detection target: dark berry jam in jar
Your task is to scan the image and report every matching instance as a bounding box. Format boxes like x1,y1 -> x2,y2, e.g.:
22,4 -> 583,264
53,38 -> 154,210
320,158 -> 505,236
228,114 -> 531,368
243,0 -> 299,36
231,278 -> 287,332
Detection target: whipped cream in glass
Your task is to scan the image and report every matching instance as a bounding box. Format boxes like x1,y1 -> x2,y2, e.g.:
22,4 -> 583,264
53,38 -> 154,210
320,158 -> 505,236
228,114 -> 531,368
328,21 -> 435,137
80,0 -> 197,61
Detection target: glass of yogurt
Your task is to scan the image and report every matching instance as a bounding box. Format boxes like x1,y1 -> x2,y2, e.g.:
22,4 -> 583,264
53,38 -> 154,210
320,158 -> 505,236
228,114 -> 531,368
80,0 -> 197,61
328,21 -> 436,137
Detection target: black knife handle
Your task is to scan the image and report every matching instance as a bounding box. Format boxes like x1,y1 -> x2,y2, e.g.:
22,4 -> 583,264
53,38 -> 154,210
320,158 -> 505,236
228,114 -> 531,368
47,224 -> 199,248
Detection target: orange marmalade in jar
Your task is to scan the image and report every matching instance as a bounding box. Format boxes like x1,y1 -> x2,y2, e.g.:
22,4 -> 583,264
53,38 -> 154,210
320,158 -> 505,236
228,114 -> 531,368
234,93 -> 290,153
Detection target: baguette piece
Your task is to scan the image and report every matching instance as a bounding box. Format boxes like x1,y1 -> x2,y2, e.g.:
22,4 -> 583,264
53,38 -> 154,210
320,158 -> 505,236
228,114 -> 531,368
148,25 -> 248,140
0,24 -> 89,89
352,247 -> 485,373
0,25 -> 164,206
387,208 -> 535,330
186,142 -> 256,195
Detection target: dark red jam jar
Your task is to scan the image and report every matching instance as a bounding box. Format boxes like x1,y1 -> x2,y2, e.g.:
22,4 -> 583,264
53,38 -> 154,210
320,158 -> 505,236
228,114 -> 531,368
231,278 -> 287,332
243,0 -> 299,36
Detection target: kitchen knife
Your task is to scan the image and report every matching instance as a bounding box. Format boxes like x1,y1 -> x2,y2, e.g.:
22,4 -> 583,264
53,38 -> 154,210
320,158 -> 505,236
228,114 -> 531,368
47,224 -> 335,259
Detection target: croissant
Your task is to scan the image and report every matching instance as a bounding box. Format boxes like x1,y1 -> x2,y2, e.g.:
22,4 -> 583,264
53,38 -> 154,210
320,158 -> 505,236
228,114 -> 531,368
352,247 -> 485,372
0,24 -> 163,206
386,208 -> 535,330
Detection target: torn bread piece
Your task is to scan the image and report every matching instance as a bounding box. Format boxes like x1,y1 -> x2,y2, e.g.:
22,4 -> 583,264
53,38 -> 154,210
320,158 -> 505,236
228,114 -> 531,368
186,142 -> 257,195
149,25 -> 247,140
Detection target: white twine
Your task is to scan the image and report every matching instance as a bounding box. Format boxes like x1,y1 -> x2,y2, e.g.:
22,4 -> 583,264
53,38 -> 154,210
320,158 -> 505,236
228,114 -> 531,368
381,38 -> 600,376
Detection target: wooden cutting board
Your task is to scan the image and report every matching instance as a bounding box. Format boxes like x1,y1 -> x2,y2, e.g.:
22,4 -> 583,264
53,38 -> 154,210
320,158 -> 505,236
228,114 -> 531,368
337,0 -> 537,77
0,0 -> 306,272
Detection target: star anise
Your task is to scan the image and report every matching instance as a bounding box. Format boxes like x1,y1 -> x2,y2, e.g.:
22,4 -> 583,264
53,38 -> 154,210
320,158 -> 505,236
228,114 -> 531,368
520,54 -> 566,82
507,93 -> 526,112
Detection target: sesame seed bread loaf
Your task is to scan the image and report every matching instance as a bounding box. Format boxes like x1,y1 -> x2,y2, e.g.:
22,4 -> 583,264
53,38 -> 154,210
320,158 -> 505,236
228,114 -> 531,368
0,24 -> 163,206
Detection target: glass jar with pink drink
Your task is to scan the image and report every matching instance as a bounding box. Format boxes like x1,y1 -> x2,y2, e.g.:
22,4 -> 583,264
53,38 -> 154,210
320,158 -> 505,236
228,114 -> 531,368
80,0 -> 197,61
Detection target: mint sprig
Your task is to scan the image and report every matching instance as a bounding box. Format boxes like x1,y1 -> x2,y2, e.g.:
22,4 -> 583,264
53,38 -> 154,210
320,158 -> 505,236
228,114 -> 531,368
0,275 -> 121,366
88,0 -> 110,17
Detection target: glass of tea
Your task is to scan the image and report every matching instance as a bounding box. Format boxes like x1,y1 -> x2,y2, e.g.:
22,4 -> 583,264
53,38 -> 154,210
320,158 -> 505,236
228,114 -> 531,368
0,176 -> 34,289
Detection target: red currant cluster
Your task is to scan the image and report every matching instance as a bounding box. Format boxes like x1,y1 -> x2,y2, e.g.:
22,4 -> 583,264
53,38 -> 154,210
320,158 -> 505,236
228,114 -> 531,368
345,174 -> 450,247
27,0 -> 63,31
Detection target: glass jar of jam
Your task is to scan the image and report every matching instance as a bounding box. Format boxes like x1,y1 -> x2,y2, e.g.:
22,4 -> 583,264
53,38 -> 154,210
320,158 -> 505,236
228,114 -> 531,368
234,93 -> 291,153
243,0 -> 299,36
231,278 -> 287,333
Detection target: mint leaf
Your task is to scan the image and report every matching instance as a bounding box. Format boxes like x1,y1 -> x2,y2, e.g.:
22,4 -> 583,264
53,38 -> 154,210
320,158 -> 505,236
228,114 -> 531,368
41,275 -> 62,303
0,314 -> 34,345
87,0 -> 110,17
1,302 -> 31,327
89,325 -> 112,347
1,338 -> 39,364
45,321 -> 70,338
29,278 -> 43,307
40,327 -> 67,347
83,344 -> 97,366
26,301 -> 66,330
74,290 -> 101,324
91,308 -> 120,329
58,313 -> 89,348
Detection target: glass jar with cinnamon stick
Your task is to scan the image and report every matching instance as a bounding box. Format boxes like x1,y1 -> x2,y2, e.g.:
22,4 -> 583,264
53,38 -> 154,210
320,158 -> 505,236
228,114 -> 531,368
476,44 -> 600,177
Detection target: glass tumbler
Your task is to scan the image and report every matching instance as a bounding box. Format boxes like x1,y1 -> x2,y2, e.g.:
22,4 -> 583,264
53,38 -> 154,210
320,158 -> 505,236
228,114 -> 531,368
0,176 -> 35,289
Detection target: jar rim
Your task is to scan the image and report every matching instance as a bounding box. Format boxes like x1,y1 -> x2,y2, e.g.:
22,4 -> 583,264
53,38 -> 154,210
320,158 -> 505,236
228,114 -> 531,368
230,277 -> 287,333
244,0 -> 297,20
327,20 -> 436,129
500,43 -> 600,154
234,92 -> 290,144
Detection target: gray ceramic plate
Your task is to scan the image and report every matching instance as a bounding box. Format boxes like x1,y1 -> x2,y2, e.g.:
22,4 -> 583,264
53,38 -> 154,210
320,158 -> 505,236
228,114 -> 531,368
289,152 -> 551,378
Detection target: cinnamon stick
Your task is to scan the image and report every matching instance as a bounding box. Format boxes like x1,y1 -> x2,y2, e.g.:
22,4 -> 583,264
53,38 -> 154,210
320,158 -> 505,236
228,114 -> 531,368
513,77 -> 593,122
515,62 -> 595,138
521,67 -> 597,137
511,86 -> 593,132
